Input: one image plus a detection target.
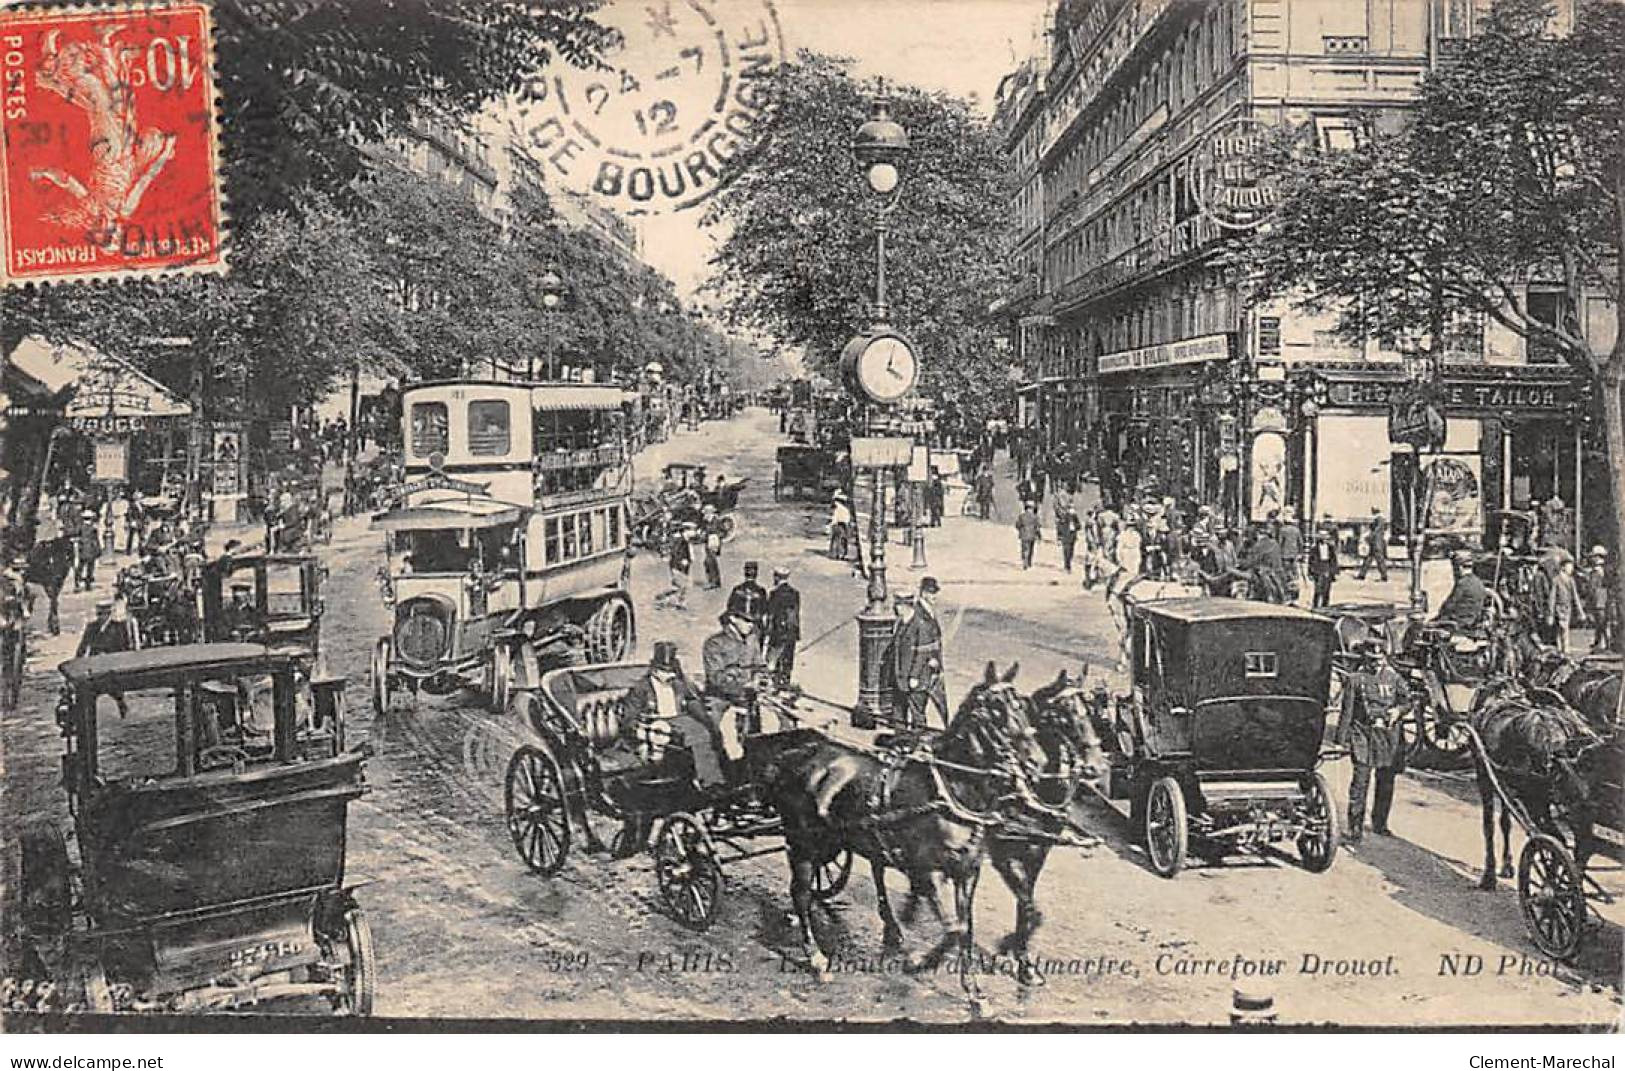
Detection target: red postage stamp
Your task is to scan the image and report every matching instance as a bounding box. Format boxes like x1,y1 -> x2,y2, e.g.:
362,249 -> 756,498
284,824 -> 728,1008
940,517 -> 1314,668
1,1 -> 225,285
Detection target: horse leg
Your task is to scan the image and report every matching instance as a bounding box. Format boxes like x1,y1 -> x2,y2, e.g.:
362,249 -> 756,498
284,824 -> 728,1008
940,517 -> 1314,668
788,850 -> 828,978
1499,802 -> 1514,879
46,586 -> 60,636
954,868 -> 985,1010
871,858 -> 903,952
1476,763 -> 1498,891
900,871 -> 945,925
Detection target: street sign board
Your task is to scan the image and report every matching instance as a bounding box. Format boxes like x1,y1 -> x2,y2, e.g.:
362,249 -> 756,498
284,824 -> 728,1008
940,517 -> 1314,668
850,437 -> 913,469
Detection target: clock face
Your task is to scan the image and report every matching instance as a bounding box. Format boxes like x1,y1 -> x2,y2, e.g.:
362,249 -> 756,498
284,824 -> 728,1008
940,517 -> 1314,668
855,335 -> 918,403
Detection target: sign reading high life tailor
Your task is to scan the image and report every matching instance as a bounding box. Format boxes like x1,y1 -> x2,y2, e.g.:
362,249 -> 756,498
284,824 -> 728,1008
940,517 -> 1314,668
1193,117 -> 1279,231
0,3 -> 225,285
509,0 -> 785,216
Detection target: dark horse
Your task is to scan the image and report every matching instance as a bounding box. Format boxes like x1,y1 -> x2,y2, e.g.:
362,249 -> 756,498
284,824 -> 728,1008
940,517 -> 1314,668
751,663 -> 1101,999
1468,677 -> 1609,891
23,537 -> 74,636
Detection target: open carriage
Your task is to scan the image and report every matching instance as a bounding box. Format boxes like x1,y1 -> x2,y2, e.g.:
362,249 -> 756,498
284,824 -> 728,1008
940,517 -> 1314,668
1102,598 -> 1341,877
14,644 -> 371,1013
502,663 -> 852,930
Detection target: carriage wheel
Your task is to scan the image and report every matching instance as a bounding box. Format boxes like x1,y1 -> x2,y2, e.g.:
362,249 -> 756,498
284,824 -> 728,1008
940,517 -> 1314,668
586,599 -> 633,663
490,644 -> 513,714
320,902 -> 376,1016
1518,833 -> 1586,961
505,746 -> 571,876
1144,776 -> 1188,878
810,848 -> 853,901
718,515 -> 737,544
1418,708 -> 1473,768
1296,771 -> 1340,873
654,813 -> 722,930
370,638 -> 392,716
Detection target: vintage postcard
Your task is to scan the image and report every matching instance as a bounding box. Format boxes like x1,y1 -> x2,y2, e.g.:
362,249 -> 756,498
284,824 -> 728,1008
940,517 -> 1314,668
0,0 -> 1620,1037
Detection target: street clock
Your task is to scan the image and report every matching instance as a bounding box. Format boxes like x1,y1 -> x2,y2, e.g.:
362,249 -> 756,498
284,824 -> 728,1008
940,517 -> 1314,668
841,328 -> 919,405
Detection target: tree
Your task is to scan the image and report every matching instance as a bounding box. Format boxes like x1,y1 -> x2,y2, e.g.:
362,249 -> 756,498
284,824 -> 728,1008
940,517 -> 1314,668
702,52 -> 1014,418
1245,0 -> 1623,637
215,0 -> 614,224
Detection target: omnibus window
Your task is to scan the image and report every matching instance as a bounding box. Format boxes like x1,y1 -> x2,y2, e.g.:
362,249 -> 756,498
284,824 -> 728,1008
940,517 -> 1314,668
608,505 -> 621,548
468,400 -> 511,456
561,515 -> 578,559
410,402 -> 449,457
265,563 -> 305,616
579,512 -> 594,556
545,518 -> 561,565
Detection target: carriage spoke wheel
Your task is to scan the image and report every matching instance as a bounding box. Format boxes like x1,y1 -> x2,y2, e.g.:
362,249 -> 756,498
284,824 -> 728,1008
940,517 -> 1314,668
1419,707 -> 1472,767
318,903 -> 376,1016
1296,771 -> 1340,873
370,638 -> 392,716
654,813 -> 722,930
490,644 -> 513,714
810,848 -> 853,901
1144,776 -> 1188,878
1518,833 -> 1586,960
505,746 -> 571,876
586,600 -> 633,663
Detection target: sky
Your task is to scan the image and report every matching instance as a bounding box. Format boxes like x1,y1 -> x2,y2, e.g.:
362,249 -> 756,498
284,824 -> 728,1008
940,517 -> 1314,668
631,0 -> 1050,296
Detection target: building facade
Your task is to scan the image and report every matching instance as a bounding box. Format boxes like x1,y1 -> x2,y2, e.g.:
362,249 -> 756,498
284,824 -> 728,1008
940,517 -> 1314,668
1021,0 -> 1605,552
991,52 -> 1053,430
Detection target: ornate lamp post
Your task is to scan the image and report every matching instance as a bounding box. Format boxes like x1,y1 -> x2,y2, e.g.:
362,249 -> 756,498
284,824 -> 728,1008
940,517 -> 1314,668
844,95 -> 917,727
532,268 -> 566,381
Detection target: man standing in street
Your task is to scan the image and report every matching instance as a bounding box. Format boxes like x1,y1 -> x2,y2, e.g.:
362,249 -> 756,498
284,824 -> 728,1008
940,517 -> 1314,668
764,567 -> 801,687
1016,501 -> 1042,570
727,561 -> 768,652
1582,547 -> 1616,652
74,509 -> 101,592
703,609 -> 767,754
1356,507 -> 1388,581
1308,526 -> 1340,609
1241,523 -> 1286,603
974,467 -> 996,521
1279,507 -> 1304,601
77,598 -> 137,718
829,492 -> 853,561
1341,638 -> 1408,843
655,527 -> 694,610
926,470 -> 945,528
1057,502 -> 1080,573
891,576 -> 948,729
701,507 -> 723,589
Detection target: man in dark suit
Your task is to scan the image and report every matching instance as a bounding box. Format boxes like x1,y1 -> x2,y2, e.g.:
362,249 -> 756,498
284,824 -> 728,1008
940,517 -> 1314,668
726,561 -> 768,652
1434,550 -> 1490,632
610,641 -> 716,854
77,598 -> 137,718
763,567 -> 801,687
1356,507 -> 1388,581
891,576 -> 948,729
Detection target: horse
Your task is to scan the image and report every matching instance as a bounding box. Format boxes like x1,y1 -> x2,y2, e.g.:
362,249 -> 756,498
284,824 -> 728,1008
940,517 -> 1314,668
748,663 -> 1047,1000
983,668 -> 1109,985
23,537 -> 74,636
1468,681 -> 1607,890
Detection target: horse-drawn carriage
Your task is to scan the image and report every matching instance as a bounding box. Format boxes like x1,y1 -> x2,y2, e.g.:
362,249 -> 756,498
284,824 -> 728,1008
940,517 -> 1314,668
502,663 -> 854,930
1098,598 -> 1342,877
772,445 -> 841,502
115,560 -> 199,649
13,644 -> 372,1013
630,463 -> 744,552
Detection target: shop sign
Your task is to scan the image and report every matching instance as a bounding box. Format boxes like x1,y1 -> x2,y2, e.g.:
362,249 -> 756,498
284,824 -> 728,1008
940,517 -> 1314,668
70,414 -> 146,434
1329,377 -> 1578,413
851,437 -> 914,469
92,438 -> 129,482
397,473 -> 491,500
1194,117 -> 1281,230
1099,333 -> 1231,376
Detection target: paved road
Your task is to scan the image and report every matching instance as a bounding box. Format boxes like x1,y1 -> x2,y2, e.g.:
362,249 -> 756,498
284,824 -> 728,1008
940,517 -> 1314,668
3,409 -> 1619,1025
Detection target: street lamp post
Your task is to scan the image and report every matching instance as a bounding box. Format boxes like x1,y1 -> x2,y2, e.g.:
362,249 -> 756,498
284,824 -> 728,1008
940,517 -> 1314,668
850,95 -> 911,727
532,268 -> 566,381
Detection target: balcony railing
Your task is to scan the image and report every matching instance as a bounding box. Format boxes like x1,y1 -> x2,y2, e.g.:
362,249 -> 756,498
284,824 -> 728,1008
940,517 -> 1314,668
1055,213 -> 1223,309
532,444 -> 625,471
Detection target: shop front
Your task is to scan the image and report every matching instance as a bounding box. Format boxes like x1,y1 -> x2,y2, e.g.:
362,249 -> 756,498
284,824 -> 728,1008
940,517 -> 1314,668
1297,363 -> 1588,555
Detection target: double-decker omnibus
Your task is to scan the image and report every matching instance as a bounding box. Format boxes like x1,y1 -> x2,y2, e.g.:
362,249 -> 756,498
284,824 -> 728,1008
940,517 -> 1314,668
369,380 -> 635,714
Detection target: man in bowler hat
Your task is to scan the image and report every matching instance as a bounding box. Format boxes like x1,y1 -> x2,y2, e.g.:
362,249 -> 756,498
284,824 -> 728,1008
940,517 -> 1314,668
891,576 -> 949,729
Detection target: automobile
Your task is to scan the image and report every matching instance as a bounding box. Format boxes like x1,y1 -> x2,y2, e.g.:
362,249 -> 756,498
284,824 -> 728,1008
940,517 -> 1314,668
1098,597 -> 1341,877
15,643 -> 372,1013
199,552 -> 326,655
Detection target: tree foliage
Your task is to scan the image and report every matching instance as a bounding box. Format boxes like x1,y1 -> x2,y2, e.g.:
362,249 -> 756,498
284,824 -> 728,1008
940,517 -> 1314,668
702,51 -> 1014,413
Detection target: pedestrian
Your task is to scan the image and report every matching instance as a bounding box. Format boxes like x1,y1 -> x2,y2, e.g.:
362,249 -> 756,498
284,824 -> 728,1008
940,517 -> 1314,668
1582,547 -> 1616,652
76,597 -> 137,718
1015,500 -> 1042,570
1279,506 -> 1304,601
1355,507 -> 1388,581
1200,528 -> 1241,598
74,510 -> 101,592
1308,526 -> 1340,609
1241,523 -> 1286,603
764,567 -> 801,687
974,467 -> 996,521
1058,504 -> 1080,573
655,527 -> 694,610
1106,509 -> 1143,602
702,511 -> 723,590
727,561 -> 768,650
1341,638 -> 1408,843
829,492 -> 853,561
1547,556 -> 1584,654
926,470 -> 945,528
1051,484 -> 1073,534
890,576 -> 948,730
109,491 -> 130,555
99,493 -> 116,551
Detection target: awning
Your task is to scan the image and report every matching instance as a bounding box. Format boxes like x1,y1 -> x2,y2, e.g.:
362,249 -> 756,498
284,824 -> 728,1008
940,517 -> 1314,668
371,498 -> 528,533
6,336 -> 191,418
531,385 -> 628,412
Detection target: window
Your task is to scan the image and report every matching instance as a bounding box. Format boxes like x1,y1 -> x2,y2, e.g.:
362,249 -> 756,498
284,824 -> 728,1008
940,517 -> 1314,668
608,505 -> 622,548
544,517 -> 562,565
561,513 -> 578,559
1526,290 -> 1570,365
1315,115 -> 1363,153
410,402 -> 449,457
467,400 -> 511,456
579,511 -> 595,556
1243,651 -> 1279,679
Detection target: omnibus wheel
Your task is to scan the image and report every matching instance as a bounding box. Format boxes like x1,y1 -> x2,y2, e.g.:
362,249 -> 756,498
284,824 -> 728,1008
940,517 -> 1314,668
490,643 -> 513,714
1519,833 -> 1585,961
506,745 -> 571,876
586,599 -> 633,663
370,638 -> 392,716
1144,776 -> 1188,878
